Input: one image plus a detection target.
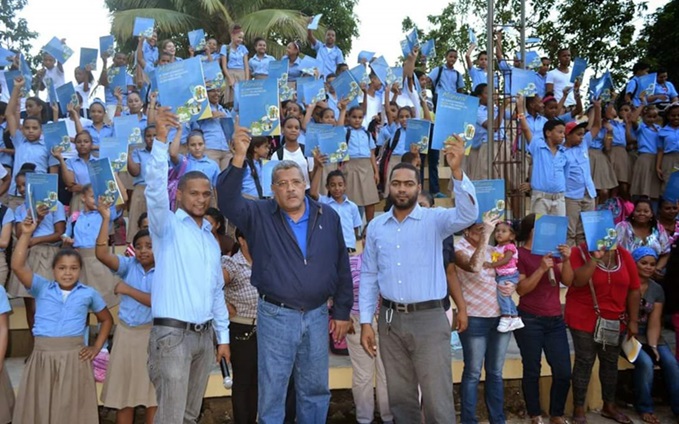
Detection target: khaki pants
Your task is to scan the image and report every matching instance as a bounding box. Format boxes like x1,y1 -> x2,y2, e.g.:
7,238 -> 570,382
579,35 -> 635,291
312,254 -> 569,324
205,149 -> 233,171
530,190 -> 566,216
565,195 -> 596,246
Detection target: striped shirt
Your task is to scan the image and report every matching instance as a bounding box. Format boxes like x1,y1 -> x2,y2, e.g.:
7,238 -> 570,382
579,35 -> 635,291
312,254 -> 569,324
454,237 -> 501,318
222,251 -> 258,319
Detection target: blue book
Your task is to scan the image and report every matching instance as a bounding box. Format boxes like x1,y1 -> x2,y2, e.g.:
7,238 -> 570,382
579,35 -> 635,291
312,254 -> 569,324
296,76 -> 317,104
581,210 -> 618,251
308,14 -> 323,30
146,69 -> 158,96
26,173 -> 59,215
203,60 -> 225,90
260,160 -> 279,198
188,29 -> 206,52
349,64 -> 370,87
331,70 -> 361,108
469,28 -> 478,44
42,37 -> 74,63
88,158 -> 124,206
589,71 -> 614,102
236,78 -> 281,136
133,17 -> 155,37
664,170 -> 679,203
157,57 -> 212,123
0,47 -> 16,67
406,28 -> 419,50
45,77 -> 58,105
299,55 -> 320,76
432,92 -> 479,152
317,126 -> 349,163
268,59 -> 292,101
511,67 -> 539,97
421,39 -> 436,58
5,69 -> 31,98
400,39 -> 411,58
471,179 -> 505,223
524,51 -> 541,70
304,123 -> 328,157
387,67 -> 403,87
114,114 -> 144,146
303,79 -> 326,104
107,66 -> 128,94
100,137 -> 128,173
99,35 -> 115,58
56,82 -> 78,116
405,119 -> 432,154
43,121 -> 72,154
638,73 -> 657,98
570,58 -> 587,84
79,48 -> 98,70
531,215 -> 569,258
220,117 -> 234,141
357,51 -> 375,63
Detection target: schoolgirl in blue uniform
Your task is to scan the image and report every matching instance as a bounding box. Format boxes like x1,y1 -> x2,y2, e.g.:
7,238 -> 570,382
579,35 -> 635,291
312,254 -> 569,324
96,201 -> 157,424
628,104 -> 662,199
10,216 -> 113,424
52,125 -> 97,212
220,24 -> 250,104
658,104 -> 679,193
127,125 -> 156,244
83,99 -> 114,150
169,128 -> 220,190
191,88 -> 231,170
0,199 -> 13,285
0,285 -> 13,424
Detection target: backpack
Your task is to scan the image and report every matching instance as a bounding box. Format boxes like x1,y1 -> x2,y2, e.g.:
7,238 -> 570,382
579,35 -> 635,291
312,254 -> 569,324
431,66 -> 460,109
245,158 -> 264,199
168,156 -> 189,211
0,205 -> 11,284
597,196 -> 633,225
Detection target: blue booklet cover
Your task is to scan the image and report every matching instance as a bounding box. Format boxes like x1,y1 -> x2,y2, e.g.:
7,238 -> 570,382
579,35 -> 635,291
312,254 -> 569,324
589,71 -> 614,102
531,214 -> 568,258
56,82 -> 78,116
107,66 -> 128,94
45,77 -> 58,105
349,64 -> 370,87
157,57 -> 212,123
303,79 -> 326,104
88,157 -> 123,206
524,51 -> 541,70
114,114 -> 144,146
100,137 -> 128,173
511,67 -> 539,97
581,210 -> 618,251
79,48 -> 98,70
371,58 -> 389,86
357,51 -> 375,63
203,60 -> 225,90
188,29 -> 206,51
405,119 -> 432,154
296,76 -> 317,104
471,179 -> 505,223
469,28 -> 478,44
220,117 -> 234,141
299,55 -> 320,76
388,67 -> 403,88
432,92 -> 479,151
638,73 -> 657,98
6,54 -> 33,98
26,173 -> 59,214
0,47 -> 16,67
99,35 -> 115,58
268,59 -> 292,101
317,126 -> 349,163
43,121 -> 71,154
236,78 -> 281,136
304,123 -> 328,157
42,37 -> 74,63
308,14 -> 323,30
332,70 -> 361,108
421,39 -> 436,58
406,28 -> 419,51
260,160 -> 279,198
570,58 -> 587,84
133,17 -> 155,37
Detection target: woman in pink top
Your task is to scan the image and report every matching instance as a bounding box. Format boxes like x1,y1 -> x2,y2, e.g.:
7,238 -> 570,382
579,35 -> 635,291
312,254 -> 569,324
454,217 -> 514,424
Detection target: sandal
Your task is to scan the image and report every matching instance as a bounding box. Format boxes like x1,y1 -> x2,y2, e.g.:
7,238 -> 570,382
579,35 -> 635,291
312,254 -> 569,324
601,411 -> 632,424
640,412 -> 660,424
550,417 -> 570,424
571,415 -> 587,424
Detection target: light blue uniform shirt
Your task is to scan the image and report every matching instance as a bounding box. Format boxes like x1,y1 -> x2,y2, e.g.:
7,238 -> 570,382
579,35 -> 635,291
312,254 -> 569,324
535,72 -> 547,98
528,137 -> 567,193
347,127 -> 375,158
142,40 -> 158,67
390,127 -> 408,156
30,274 -> 107,337
84,122 -> 114,147
66,156 -> 96,185
626,76 -> 644,108
180,154 -> 220,186
104,73 -> 134,107
312,40 -> 345,77
241,159 -> 262,198
327,94 -> 340,120
635,123 -> 660,154
10,133 -> 58,196
249,54 -> 275,77
427,65 -> 464,94
476,105 -> 504,143
0,285 -> 10,315
281,56 -> 303,82
377,123 -> 397,147
15,202 -> 66,239
319,195 -> 361,249
653,81 -> 678,103
611,120 -> 627,147
564,135 -> 597,199
526,113 -> 548,147
660,126 -> 679,153
132,148 -> 153,185
167,122 -> 191,146
221,44 -> 248,70
145,140 -> 230,344
115,255 -> 153,327
359,174 -> 479,323
469,67 -> 487,90
0,207 -> 13,253
191,104 -> 229,151
67,208 -> 118,248
0,122 -> 12,167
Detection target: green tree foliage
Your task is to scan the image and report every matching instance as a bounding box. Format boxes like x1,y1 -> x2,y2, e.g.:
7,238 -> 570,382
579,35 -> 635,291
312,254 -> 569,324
640,0 -> 679,83
0,0 -> 39,68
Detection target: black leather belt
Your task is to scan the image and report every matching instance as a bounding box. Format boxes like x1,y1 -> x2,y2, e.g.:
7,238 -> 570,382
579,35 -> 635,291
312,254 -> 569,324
153,318 -> 212,333
259,294 -> 303,311
382,299 -> 444,313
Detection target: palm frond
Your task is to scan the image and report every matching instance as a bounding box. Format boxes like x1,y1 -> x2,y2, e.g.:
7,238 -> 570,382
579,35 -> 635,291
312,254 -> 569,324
239,9 -> 307,40
111,8 -> 199,42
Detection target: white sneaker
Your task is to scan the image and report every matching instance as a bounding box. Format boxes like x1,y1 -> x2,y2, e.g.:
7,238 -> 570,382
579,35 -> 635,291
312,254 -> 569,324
497,317 -> 512,332
510,317 -> 525,331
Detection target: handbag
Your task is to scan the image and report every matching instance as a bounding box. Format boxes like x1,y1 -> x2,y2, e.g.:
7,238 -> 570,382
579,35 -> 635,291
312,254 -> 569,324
579,247 -> 621,347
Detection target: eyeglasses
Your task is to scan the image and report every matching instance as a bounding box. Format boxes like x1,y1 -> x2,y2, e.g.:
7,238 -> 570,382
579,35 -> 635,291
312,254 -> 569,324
274,179 -> 305,189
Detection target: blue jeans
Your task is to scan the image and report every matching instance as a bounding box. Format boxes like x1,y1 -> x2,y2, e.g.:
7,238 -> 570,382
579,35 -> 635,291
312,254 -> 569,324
634,343 -> 679,415
513,312 -> 571,417
496,273 -> 519,316
257,301 -> 330,424
458,316 -> 511,424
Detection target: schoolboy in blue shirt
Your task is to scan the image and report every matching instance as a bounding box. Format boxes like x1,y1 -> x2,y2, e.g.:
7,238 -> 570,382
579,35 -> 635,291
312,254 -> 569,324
427,49 -> 465,96
308,28 -> 345,78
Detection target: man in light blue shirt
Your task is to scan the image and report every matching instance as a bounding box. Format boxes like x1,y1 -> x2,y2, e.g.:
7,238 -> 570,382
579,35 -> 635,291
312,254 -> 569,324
145,107 -> 230,424
359,135 -> 477,423
308,28 -> 345,78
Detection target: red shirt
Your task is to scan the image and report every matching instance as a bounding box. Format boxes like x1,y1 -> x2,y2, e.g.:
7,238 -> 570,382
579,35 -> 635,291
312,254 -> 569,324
564,245 -> 640,333
516,247 -> 563,317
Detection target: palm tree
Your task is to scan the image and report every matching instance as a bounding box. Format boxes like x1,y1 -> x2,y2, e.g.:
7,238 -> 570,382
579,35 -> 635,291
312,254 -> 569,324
105,0 -> 312,57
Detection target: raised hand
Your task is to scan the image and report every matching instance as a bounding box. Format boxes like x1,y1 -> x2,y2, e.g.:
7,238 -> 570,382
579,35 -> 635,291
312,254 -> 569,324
231,116 -> 252,157
443,134 -> 465,178
97,196 -> 112,218
154,106 -> 180,142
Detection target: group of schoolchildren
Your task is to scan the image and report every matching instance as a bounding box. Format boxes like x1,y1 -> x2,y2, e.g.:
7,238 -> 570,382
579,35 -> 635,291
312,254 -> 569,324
0,15 -> 677,424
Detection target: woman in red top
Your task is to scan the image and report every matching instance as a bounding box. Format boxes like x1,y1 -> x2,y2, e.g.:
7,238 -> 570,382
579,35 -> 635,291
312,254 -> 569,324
566,244 -> 641,424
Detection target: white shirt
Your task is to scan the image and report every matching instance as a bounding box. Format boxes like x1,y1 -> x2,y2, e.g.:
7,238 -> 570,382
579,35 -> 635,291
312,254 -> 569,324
362,93 -> 384,128
44,66 -> 65,103
546,68 -> 575,106
75,82 -> 90,110
58,117 -> 93,160
277,146 -> 312,189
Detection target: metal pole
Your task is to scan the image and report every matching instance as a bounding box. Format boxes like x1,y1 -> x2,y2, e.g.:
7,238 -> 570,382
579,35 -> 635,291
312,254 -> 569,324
520,0 -> 526,70
486,0 -> 494,178
519,0 -> 526,217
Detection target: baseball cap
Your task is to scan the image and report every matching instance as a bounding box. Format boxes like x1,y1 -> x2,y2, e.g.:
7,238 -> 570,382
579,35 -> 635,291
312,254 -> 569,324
565,120 -> 588,135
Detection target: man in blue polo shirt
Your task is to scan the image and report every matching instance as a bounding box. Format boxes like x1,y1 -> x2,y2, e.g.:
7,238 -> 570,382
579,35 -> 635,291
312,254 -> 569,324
307,26 -> 345,78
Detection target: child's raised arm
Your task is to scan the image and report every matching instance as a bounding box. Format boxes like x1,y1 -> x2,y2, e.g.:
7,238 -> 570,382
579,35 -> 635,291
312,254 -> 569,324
516,94 -> 533,143
168,123 -> 184,165
69,104 -> 84,134
147,91 -> 157,125
52,147 -> 78,191
6,76 -> 24,137
99,55 -> 110,87
94,198 -> 119,272
337,99 -> 348,126
465,43 -> 476,70
11,216 -> 38,289
589,99 -> 603,139
302,101 -> 317,130
309,148 -> 325,200
127,146 -> 142,177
